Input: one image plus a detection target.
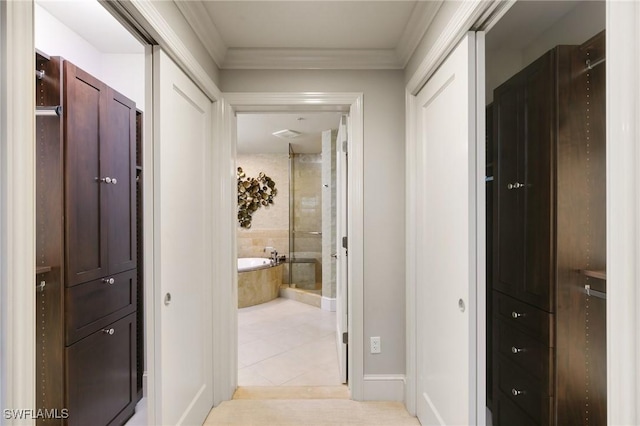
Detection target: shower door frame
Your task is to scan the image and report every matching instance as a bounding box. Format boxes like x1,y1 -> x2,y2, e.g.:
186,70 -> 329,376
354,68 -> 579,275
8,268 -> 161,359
223,92 -> 364,400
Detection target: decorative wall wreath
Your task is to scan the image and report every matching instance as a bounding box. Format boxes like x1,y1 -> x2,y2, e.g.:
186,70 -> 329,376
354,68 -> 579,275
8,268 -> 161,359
237,167 -> 278,228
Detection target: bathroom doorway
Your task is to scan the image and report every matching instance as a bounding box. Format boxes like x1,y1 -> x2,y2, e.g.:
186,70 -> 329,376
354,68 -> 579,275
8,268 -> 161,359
235,111 -> 348,388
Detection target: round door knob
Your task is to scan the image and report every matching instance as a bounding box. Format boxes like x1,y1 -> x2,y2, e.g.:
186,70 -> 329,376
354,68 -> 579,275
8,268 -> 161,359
104,177 -> 112,184
102,277 -> 115,284
102,328 -> 115,335
511,388 -> 523,396
511,311 -> 523,318
111,178 -> 117,185
511,346 -> 523,354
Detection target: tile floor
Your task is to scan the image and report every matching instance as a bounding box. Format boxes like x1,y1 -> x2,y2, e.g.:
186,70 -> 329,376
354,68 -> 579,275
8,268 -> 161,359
238,297 -> 342,387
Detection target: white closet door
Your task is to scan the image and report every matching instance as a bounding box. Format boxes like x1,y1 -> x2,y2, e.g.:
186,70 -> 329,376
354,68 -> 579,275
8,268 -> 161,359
414,32 -> 482,425
153,47 -> 214,425
336,116 -> 348,384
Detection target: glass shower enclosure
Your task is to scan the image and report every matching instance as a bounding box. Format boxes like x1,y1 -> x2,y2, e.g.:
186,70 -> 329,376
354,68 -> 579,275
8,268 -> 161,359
288,145 -> 323,293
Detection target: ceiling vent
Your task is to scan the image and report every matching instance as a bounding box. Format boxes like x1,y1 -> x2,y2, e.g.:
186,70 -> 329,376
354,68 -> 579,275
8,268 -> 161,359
272,129 -> 301,139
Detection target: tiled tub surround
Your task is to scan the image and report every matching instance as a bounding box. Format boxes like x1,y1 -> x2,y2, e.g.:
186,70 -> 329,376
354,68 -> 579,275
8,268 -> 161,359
238,261 -> 284,308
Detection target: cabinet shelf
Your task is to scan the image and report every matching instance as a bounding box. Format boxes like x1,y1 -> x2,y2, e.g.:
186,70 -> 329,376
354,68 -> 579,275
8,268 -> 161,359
36,265 -> 52,274
581,269 -> 606,280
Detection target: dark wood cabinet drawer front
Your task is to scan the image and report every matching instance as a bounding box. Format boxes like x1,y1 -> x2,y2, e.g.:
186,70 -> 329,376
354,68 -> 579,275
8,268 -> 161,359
494,291 -> 553,343
65,269 -> 136,345
65,313 -> 136,426
496,355 -> 551,424
493,391 -> 538,426
496,319 -> 552,390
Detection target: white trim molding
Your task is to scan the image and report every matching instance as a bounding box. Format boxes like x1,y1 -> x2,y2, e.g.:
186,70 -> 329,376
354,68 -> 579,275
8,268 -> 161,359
396,1 -> 443,68
223,92 -> 365,401
0,1 -> 36,422
363,375 -> 406,402
211,98 -> 238,405
406,0 -> 496,95
321,296 -> 336,312
174,1 -> 227,68
223,48 -> 401,70
606,2 -> 640,425
124,0 -> 221,101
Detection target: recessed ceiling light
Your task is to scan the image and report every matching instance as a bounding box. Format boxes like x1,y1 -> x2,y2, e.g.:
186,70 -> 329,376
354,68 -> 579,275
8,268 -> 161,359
272,129 -> 301,139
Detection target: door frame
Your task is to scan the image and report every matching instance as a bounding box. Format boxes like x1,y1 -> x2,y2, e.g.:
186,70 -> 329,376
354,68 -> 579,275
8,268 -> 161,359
223,92 -> 364,400
405,1 -> 640,424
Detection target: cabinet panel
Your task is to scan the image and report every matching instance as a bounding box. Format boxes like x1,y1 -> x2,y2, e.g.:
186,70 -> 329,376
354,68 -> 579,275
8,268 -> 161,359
494,291 -> 553,343
496,355 -> 552,424
64,62 -> 108,286
493,391 -> 538,426
65,269 -> 136,345
66,313 -> 136,426
495,319 -> 552,392
522,52 -> 555,312
105,89 -> 137,275
493,78 -> 524,299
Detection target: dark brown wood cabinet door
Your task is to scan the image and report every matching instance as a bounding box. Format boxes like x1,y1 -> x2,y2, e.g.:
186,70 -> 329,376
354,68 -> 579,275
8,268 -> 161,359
65,313 -> 136,426
104,89 -> 137,275
522,51 -> 555,312
493,77 -> 524,299
64,62 -> 108,286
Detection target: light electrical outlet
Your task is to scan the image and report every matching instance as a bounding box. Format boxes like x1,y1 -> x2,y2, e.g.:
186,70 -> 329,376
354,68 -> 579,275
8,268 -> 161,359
370,336 -> 381,354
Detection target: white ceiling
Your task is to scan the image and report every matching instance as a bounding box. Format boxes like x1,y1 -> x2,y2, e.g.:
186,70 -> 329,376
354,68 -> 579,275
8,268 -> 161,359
176,0 -> 442,69
237,113 -> 343,154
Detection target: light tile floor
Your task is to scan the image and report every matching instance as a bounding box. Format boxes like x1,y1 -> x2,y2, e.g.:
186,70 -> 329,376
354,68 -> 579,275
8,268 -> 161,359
238,297 -> 342,387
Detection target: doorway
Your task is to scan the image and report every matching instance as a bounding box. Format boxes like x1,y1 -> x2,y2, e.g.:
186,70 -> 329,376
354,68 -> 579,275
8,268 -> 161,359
224,92 -> 364,399
485,1 -> 606,424
234,111 -> 345,387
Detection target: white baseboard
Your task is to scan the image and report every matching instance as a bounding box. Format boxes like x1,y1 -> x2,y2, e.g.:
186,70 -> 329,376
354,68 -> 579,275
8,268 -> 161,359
321,296 -> 336,311
362,374 -> 405,401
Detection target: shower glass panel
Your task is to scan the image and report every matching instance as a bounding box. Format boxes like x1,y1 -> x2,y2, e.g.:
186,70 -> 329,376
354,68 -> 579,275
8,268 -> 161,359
289,145 -> 322,292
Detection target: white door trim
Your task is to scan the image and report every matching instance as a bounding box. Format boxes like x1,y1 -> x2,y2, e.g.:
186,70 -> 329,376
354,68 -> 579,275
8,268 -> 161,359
606,2 -> 640,424
223,91 -> 365,401
0,1 -> 36,420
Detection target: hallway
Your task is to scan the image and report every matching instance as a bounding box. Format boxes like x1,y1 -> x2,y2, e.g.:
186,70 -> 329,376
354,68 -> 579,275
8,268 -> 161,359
203,387 -> 420,425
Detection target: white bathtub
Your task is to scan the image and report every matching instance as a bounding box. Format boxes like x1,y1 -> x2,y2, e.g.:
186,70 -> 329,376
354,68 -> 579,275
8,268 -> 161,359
237,258 -> 282,308
237,257 -> 274,272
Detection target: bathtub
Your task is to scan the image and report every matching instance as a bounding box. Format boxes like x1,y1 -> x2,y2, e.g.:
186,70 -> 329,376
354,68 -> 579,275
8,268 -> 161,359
237,258 -> 283,308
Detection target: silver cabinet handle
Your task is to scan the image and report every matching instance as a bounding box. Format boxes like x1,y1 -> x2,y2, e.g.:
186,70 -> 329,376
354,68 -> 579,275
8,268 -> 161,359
102,277 -> 115,284
96,176 -> 112,184
511,311 -> 523,318
507,182 -> 523,190
511,346 -> 523,354
511,388 -> 523,396
111,178 -> 117,185
102,328 -> 115,335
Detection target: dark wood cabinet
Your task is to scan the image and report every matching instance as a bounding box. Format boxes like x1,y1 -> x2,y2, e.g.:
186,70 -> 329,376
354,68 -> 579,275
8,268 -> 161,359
493,49 -> 558,313
64,62 -> 137,287
66,313 -> 137,426
36,55 -> 139,426
491,31 -> 606,426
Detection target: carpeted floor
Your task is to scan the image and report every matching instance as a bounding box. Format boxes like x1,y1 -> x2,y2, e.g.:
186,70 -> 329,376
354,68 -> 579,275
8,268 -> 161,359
203,386 -> 420,425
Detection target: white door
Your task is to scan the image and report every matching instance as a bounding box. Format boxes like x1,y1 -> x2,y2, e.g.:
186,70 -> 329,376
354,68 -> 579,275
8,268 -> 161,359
336,116 -> 348,383
153,48 -> 214,425
415,32 -> 483,425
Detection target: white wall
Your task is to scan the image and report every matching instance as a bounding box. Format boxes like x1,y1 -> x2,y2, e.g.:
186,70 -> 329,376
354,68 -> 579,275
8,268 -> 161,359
35,4 -> 145,111
221,69 -> 406,375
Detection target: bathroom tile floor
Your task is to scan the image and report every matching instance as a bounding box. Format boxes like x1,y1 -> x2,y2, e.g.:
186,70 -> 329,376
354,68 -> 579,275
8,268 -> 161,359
238,297 -> 342,387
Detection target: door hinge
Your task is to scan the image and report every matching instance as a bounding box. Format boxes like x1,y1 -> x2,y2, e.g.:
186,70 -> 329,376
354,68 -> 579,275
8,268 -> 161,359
342,332 -> 348,344
342,236 -> 348,249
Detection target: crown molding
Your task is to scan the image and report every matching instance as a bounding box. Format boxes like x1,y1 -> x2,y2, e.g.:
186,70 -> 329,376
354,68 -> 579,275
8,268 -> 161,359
395,0 -> 443,68
222,48 -> 402,70
174,0 -> 227,68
